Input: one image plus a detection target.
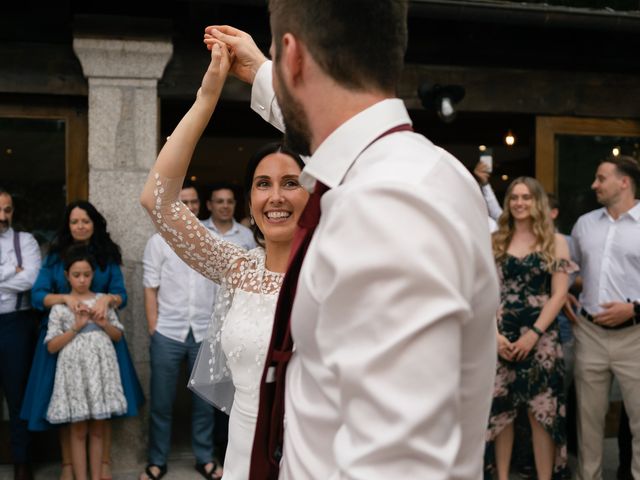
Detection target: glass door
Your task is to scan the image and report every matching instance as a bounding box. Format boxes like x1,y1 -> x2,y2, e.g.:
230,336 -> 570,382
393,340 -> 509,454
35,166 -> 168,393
0,104 -> 88,248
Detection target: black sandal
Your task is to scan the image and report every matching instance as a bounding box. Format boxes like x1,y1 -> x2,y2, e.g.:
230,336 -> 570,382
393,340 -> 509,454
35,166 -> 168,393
143,464 -> 167,480
195,462 -> 222,480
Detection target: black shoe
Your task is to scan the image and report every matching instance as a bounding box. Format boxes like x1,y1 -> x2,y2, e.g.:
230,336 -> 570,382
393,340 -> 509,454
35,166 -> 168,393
617,465 -> 634,480
13,463 -> 33,480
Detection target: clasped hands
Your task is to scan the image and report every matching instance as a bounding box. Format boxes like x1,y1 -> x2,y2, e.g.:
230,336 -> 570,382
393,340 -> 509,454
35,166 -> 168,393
202,25 -> 268,85
497,331 -> 538,362
64,294 -> 111,327
192,25 -> 267,109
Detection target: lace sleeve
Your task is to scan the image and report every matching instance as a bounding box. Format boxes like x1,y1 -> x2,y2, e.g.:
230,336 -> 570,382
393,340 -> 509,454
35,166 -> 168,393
188,250 -> 279,414
143,170 -> 247,285
44,305 -> 67,343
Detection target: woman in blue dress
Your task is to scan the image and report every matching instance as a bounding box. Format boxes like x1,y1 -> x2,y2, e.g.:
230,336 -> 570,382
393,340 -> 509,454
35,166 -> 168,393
20,201 -> 144,480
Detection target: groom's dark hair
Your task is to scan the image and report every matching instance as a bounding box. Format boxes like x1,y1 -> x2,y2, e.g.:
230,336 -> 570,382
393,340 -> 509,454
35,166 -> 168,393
268,0 -> 408,94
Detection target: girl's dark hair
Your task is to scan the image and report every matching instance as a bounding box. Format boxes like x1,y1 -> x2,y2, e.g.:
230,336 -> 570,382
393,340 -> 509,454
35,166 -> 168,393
243,142 -> 305,247
49,200 -> 122,269
62,244 -> 97,272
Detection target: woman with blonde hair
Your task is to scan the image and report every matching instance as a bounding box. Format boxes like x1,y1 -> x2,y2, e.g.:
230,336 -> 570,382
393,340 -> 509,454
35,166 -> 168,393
484,176 -> 575,480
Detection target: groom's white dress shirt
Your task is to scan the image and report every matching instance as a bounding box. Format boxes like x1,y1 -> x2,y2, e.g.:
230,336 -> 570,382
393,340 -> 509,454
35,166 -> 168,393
252,61 -> 500,480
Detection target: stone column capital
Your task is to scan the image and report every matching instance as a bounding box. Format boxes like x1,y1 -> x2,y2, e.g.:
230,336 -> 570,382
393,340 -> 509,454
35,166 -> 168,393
73,37 -> 173,80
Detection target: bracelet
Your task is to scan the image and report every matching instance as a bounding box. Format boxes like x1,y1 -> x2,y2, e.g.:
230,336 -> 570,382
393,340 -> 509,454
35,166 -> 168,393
530,325 -> 544,336
71,327 -> 80,334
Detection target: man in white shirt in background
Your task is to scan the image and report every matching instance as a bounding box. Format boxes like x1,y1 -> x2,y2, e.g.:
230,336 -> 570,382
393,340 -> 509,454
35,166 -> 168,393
141,181 -> 222,480
0,188 -> 41,480
206,1 -> 500,477
202,182 -> 256,250
569,155 -> 640,480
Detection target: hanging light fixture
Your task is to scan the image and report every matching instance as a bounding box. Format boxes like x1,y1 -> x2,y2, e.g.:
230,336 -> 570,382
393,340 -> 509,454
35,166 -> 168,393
504,130 -> 516,146
418,82 -> 466,123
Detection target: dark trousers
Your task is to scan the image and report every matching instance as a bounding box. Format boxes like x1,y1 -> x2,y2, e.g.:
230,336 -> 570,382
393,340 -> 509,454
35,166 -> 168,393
0,310 -> 36,463
619,403 -> 633,473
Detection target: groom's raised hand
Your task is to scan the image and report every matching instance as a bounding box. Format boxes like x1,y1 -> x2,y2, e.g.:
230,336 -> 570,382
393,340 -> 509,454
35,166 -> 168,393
204,25 -> 268,84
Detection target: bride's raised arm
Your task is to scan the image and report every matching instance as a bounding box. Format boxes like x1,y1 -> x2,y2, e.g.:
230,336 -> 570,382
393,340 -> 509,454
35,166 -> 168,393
141,43 -> 245,284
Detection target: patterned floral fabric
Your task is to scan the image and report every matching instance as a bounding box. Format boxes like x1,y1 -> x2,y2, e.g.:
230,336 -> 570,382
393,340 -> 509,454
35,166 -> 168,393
485,253 -> 576,478
44,294 -> 127,423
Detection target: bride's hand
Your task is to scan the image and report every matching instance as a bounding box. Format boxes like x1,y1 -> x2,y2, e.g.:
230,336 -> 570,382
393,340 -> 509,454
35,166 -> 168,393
199,42 -> 231,100
204,25 -> 267,85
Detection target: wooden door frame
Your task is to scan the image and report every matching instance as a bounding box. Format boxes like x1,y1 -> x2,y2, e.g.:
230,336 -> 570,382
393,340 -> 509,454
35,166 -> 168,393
536,116 -> 640,194
0,102 -> 88,202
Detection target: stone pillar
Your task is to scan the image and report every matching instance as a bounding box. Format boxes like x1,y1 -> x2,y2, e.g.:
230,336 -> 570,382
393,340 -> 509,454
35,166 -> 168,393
73,37 -> 172,469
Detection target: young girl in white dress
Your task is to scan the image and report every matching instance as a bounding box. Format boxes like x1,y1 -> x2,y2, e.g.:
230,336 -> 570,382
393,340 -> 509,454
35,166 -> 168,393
140,43 -> 309,480
45,247 -> 127,480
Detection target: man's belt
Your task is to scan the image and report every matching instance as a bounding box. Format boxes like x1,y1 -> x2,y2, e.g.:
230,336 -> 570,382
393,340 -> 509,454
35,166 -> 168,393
580,308 -> 640,330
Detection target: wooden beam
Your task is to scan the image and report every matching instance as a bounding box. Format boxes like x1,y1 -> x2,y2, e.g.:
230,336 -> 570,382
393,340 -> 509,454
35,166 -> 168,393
0,42 -> 87,96
1,37 -> 638,121
402,64 -> 640,119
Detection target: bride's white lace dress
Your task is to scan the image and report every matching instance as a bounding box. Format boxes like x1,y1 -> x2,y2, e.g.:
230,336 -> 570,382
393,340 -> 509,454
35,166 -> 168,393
220,290 -> 278,479
145,171 -> 283,480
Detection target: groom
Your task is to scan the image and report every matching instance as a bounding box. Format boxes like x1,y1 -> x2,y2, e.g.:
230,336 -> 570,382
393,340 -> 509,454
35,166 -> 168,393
208,1 -> 500,478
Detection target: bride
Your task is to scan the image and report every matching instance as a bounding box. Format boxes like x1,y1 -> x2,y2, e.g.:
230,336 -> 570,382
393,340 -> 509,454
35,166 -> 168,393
140,42 -> 308,479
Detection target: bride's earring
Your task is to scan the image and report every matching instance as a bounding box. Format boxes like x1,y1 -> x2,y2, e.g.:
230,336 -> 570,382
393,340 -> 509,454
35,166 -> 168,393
250,215 -> 255,226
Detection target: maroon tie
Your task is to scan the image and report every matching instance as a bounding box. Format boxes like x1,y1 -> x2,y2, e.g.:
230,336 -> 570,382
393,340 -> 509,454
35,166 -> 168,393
249,123 -> 413,480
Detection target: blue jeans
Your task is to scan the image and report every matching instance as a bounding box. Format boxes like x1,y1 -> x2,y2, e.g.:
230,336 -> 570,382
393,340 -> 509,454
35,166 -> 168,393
148,330 -> 214,465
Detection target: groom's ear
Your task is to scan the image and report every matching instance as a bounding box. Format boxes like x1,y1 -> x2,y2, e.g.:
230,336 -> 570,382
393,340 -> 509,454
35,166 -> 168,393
279,33 -> 306,88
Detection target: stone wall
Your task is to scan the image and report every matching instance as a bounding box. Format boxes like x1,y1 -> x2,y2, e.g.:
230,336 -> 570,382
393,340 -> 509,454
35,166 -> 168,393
73,37 -> 173,469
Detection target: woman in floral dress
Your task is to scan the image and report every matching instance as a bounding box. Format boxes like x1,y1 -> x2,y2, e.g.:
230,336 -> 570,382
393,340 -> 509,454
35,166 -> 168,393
485,177 -> 575,480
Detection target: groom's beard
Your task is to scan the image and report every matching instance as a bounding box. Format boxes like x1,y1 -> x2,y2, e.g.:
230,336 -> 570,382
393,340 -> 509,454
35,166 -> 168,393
274,62 -> 312,157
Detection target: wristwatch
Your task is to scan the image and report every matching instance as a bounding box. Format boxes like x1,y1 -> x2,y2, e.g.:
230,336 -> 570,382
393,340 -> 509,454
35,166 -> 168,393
634,301 -> 640,321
